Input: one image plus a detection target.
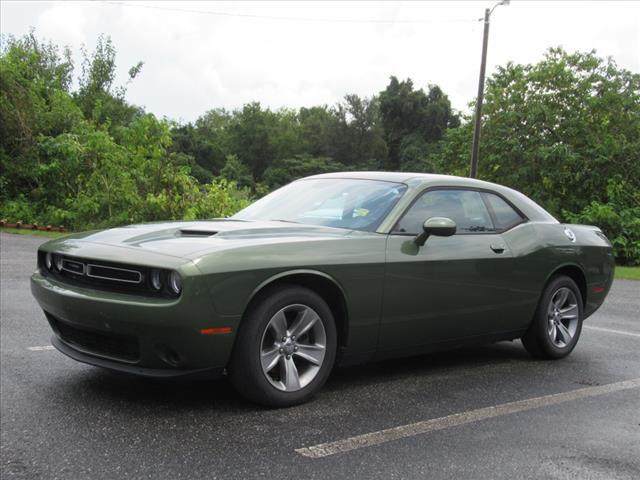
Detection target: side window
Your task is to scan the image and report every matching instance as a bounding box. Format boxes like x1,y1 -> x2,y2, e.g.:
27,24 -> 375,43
483,193 -> 524,230
394,190 -> 495,234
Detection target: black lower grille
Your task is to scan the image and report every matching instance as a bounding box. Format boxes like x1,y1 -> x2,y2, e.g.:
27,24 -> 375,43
49,316 -> 140,362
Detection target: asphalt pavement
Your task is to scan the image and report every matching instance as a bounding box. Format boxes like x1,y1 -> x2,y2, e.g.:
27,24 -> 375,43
1,232 -> 639,479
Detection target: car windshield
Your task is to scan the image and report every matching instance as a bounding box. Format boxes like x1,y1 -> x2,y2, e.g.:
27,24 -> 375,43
233,178 -> 407,232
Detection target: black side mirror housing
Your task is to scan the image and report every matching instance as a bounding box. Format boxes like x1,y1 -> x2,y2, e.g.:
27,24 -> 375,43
414,217 -> 457,247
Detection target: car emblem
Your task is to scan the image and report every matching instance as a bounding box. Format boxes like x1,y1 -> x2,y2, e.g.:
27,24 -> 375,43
564,227 -> 576,242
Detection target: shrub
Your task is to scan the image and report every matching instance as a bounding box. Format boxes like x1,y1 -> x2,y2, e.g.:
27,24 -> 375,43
0,196 -> 38,223
564,178 -> 640,265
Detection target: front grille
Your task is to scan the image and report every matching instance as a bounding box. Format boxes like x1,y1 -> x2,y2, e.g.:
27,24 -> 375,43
48,315 -> 140,362
38,252 -> 179,299
86,264 -> 142,283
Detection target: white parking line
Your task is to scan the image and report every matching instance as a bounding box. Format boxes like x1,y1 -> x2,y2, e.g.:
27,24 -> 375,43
584,325 -> 640,338
27,345 -> 55,351
295,377 -> 640,458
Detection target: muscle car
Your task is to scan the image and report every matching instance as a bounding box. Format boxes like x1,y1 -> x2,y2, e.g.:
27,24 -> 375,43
31,172 -> 614,406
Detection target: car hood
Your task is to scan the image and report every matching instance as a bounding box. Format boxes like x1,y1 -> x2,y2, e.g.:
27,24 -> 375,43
46,219 -> 353,259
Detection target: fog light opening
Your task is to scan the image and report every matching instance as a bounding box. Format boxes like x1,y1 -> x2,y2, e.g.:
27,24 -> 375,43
157,345 -> 182,367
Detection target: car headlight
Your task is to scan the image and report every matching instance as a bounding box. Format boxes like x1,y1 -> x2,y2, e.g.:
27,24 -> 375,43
150,269 -> 163,290
168,271 -> 182,295
45,252 -> 53,270
54,254 -> 63,271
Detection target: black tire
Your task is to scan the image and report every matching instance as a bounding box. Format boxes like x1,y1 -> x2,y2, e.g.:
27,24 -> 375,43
229,284 -> 337,407
522,275 -> 584,359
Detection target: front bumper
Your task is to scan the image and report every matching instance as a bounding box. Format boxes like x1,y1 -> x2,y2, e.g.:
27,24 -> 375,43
31,270 -> 240,375
51,335 -> 224,379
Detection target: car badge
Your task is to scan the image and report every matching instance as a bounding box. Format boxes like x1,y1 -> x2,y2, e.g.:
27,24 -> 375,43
564,227 -> 576,242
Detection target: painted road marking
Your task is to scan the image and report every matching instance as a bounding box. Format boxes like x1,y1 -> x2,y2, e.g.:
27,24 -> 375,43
584,325 -> 640,338
295,378 -> 640,458
27,345 -> 55,351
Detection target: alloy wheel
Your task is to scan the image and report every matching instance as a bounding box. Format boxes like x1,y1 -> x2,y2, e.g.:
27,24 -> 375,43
547,287 -> 579,348
260,304 -> 327,392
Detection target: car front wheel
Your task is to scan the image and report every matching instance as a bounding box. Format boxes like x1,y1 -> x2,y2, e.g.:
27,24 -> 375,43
229,285 -> 337,407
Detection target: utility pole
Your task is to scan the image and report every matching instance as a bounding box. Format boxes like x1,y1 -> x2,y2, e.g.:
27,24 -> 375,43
469,1 -> 509,179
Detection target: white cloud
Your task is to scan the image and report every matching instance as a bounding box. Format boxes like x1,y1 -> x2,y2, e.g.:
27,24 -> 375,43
2,1 -> 638,121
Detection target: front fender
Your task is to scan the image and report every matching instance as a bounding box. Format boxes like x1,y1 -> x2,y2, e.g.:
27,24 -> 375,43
247,268 -> 347,306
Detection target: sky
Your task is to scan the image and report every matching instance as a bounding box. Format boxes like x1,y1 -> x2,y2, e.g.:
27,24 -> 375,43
1,1 -> 639,123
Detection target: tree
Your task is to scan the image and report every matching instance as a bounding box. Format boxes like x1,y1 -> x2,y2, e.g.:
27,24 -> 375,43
0,32 -> 79,199
2,33 -> 637,264
220,153 -> 254,189
432,48 -> 640,216
0,32 -> 251,230
298,105 -> 337,158
565,177 -> 640,265
74,35 -> 143,129
188,108 -> 232,176
329,94 -> 387,168
378,77 -> 458,169
227,102 -> 278,180
262,154 -> 347,189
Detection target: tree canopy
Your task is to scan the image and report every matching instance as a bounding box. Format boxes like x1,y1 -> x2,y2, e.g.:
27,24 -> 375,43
1,33 -> 637,264
429,48 -> 640,263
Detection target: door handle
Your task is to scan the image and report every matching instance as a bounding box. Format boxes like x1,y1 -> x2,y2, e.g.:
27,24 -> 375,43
490,244 -> 505,254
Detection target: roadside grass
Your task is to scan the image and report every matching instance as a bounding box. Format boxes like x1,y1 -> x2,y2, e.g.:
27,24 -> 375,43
615,266 -> 640,281
1,227 -> 68,238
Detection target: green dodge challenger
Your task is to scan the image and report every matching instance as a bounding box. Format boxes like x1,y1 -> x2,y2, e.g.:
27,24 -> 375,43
31,172 -> 614,407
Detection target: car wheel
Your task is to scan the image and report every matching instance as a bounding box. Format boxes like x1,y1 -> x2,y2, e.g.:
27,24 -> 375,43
229,285 -> 337,407
522,275 -> 584,359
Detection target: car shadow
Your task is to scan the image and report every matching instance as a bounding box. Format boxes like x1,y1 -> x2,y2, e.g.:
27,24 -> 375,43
327,340 -> 531,392
59,340 -> 532,412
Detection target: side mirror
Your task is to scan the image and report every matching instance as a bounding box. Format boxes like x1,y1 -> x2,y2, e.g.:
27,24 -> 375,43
414,217 -> 456,247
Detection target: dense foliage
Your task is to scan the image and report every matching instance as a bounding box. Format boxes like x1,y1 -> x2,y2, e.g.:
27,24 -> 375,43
429,48 -> 640,264
0,34 -> 250,230
1,34 -> 638,263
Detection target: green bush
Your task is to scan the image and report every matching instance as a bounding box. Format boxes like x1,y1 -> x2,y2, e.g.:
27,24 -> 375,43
564,179 -> 640,265
0,196 -> 38,223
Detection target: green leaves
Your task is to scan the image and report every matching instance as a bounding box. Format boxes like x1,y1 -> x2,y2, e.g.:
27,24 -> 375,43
429,48 -> 639,263
378,77 -> 458,169
564,178 -> 640,265
0,31 -> 249,231
262,155 -> 347,189
1,33 -> 636,265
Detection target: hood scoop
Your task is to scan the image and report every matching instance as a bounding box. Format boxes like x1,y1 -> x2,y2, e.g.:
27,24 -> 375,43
178,229 -> 218,237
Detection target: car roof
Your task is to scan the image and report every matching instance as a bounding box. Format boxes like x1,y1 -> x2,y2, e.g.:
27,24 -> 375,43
305,171 -> 497,188
301,171 -> 558,224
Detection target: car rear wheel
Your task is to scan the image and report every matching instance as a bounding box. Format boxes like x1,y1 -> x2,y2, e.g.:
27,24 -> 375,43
522,275 -> 583,359
229,285 -> 337,407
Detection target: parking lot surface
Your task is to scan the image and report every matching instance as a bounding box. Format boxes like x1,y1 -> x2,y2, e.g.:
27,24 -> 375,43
1,233 -> 639,479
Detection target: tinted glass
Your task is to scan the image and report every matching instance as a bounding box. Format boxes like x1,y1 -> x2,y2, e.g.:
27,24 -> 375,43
395,189 -> 495,234
233,179 -> 407,232
484,193 -> 523,230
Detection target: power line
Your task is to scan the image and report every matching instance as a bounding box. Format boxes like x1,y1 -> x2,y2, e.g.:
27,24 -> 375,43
101,1 -> 477,24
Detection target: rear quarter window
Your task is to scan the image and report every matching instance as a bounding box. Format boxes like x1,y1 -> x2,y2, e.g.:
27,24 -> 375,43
483,193 -> 524,230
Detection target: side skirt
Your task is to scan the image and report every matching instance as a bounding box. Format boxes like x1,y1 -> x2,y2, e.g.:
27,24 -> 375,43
372,329 -> 528,362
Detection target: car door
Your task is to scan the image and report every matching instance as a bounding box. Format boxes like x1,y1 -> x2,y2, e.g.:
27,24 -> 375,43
378,188 -> 523,355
